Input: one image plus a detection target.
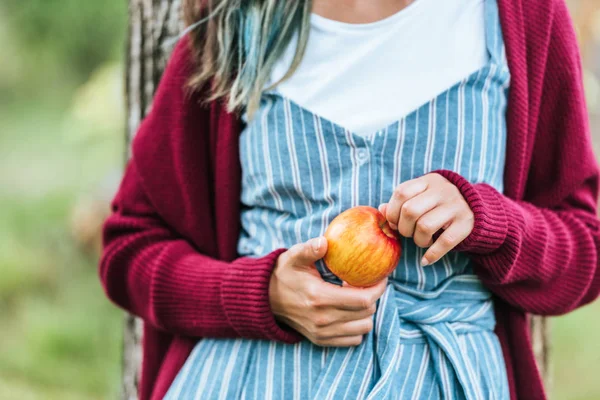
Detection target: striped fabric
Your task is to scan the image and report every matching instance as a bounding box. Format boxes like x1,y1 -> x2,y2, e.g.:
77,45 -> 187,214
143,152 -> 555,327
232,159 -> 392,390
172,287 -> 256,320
164,0 -> 510,398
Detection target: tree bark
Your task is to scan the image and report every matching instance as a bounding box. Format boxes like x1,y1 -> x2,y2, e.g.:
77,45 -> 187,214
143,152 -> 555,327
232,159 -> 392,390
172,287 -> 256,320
122,1 -> 551,398
531,316 -> 552,393
123,1 -> 183,399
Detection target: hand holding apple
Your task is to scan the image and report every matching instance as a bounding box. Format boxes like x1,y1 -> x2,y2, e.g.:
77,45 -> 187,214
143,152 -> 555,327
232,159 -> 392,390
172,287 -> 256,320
323,206 -> 402,287
269,237 -> 387,347
379,173 -> 474,266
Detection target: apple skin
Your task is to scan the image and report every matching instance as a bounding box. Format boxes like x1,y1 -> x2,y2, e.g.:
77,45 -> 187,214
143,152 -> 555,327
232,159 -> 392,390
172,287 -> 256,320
323,206 -> 402,288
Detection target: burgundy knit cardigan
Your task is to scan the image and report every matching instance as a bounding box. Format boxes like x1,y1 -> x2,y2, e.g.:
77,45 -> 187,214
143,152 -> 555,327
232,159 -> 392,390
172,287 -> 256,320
100,0 -> 600,399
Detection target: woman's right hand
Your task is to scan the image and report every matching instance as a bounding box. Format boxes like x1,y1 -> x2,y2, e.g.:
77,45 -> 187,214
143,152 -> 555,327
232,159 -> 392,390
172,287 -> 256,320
269,237 -> 388,347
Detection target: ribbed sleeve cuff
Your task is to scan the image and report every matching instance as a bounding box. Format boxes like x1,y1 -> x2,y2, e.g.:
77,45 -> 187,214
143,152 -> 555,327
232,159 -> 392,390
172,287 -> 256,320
221,249 -> 303,344
433,170 -> 509,254
148,246 -> 301,343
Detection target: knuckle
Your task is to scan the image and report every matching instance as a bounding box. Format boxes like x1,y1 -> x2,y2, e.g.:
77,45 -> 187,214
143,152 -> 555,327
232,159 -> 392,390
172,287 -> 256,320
463,212 -> 475,226
312,327 -> 333,342
301,243 -> 315,259
385,206 -> 399,223
304,296 -> 317,311
304,286 -> 320,307
305,298 -> 319,310
416,219 -> 433,235
448,191 -> 462,204
429,172 -> 443,182
359,296 -> 372,310
401,202 -> 417,219
393,186 -> 407,200
367,304 -> 377,315
440,234 -> 456,247
307,324 -> 321,339
313,313 -> 331,328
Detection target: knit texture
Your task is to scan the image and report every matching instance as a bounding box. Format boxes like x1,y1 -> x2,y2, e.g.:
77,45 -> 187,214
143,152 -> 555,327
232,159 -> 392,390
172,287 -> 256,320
99,0 -> 600,399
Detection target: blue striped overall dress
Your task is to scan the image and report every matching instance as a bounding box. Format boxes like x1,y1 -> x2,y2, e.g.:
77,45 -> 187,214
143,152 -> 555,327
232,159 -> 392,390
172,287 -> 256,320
165,0 -> 511,398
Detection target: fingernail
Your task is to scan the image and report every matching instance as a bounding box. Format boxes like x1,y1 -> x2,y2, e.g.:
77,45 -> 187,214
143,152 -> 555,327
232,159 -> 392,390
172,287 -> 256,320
420,256 -> 429,267
378,204 -> 386,214
312,237 -> 323,252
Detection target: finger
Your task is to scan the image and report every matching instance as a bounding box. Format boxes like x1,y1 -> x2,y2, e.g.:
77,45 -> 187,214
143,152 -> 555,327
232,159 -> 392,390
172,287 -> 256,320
316,317 -> 374,339
313,335 -> 364,348
421,221 -> 471,266
312,278 -> 388,311
385,179 -> 429,228
378,204 -> 398,230
396,190 -> 441,238
287,237 -> 327,266
413,204 -> 456,248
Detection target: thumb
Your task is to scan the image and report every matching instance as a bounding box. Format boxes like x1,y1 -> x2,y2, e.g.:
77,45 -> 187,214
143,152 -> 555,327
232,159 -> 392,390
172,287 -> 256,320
288,236 -> 328,266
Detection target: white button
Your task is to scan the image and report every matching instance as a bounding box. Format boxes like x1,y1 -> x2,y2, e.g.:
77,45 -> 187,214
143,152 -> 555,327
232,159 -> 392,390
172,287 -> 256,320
357,149 -> 369,163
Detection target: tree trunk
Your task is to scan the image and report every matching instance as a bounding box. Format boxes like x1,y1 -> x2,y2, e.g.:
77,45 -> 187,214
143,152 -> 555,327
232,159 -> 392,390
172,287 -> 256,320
123,1 -> 183,399
122,1 -> 551,398
531,316 -> 552,392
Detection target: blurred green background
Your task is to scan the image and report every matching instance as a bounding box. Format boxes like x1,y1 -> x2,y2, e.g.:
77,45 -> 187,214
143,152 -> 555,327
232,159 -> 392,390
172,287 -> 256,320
0,1 -> 598,399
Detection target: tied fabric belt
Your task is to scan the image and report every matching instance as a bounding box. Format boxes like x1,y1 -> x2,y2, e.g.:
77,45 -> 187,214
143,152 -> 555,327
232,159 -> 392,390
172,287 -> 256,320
309,275 -> 498,400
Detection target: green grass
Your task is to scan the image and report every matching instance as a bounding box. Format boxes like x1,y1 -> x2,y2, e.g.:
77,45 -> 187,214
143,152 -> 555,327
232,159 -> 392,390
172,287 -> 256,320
0,95 -> 123,399
552,302 -> 600,400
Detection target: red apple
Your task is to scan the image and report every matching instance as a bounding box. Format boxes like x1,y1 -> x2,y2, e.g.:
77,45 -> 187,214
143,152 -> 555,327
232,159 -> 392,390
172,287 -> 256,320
323,206 -> 402,287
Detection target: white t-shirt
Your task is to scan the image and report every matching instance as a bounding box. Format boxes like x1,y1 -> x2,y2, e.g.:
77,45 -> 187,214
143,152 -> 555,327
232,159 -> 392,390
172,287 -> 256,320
268,0 -> 489,136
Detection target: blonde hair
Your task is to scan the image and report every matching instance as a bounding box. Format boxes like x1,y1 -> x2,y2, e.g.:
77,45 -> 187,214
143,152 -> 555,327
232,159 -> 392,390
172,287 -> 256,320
183,0 -> 312,116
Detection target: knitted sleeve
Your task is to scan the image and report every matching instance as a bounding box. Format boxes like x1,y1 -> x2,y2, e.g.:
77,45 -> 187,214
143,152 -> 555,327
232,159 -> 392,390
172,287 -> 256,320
433,1 -> 600,316
98,37 -> 301,343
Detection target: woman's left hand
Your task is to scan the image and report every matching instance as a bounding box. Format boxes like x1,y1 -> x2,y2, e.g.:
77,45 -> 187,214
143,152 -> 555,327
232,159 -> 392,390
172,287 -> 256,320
379,173 -> 474,267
